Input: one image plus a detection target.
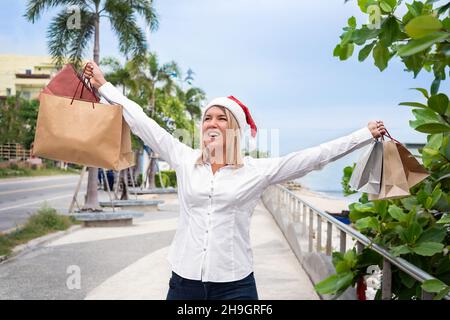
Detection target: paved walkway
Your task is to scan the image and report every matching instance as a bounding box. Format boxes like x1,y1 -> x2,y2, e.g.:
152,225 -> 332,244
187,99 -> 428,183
0,193 -> 319,300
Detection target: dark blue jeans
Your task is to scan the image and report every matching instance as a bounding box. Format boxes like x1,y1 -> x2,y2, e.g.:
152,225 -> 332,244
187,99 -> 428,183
166,271 -> 259,300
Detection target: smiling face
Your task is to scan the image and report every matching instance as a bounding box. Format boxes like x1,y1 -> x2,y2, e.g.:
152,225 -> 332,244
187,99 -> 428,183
202,106 -> 228,152
200,105 -> 242,166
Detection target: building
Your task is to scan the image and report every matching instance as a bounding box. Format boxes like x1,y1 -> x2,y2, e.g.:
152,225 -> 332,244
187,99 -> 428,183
0,54 -> 57,100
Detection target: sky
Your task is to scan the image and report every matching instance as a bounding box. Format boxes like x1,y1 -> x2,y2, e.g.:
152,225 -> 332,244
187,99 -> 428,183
1,0 -> 448,193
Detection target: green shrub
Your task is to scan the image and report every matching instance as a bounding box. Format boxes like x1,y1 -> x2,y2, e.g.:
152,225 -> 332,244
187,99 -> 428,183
155,170 -> 177,188
0,205 -> 75,256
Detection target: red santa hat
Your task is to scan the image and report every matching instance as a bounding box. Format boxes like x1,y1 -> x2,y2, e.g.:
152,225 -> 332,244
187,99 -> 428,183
201,95 -> 257,138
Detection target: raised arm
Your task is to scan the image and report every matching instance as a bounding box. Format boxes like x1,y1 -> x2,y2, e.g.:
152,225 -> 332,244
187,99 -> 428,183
255,125 -> 382,186
85,61 -> 194,170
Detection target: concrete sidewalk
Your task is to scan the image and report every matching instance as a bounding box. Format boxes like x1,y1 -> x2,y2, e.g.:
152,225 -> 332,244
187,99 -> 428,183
0,194 -> 319,300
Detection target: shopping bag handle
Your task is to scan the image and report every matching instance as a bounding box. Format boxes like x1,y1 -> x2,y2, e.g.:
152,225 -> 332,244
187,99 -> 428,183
381,128 -> 401,144
70,64 -> 97,109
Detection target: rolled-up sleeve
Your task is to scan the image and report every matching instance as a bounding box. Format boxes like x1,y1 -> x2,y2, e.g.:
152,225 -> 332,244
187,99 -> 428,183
98,82 -> 194,169
255,127 -> 375,186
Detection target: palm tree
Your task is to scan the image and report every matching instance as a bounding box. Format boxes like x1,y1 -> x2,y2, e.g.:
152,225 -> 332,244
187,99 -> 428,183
176,86 -> 205,148
128,53 -> 181,188
100,57 -> 132,95
25,0 -> 158,211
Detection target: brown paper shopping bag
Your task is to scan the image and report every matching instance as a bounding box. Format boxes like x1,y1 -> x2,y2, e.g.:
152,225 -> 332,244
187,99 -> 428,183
396,142 -> 429,188
368,138 -> 410,201
32,92 -> 134,170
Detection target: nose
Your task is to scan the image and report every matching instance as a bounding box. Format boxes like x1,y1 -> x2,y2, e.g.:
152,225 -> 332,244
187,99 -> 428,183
206,118 -> 219,129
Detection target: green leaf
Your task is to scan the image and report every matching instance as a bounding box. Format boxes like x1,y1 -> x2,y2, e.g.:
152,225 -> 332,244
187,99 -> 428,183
348,16 -> 357,29
422,279 -> 447,293
355,216 -> 380,231
380,16 -> 401,46
397,32 -> 450,57
400,222 -> 423,244
412,242 -> 444,256
428,93 -> 449,115
406,1 -> 423,17
434,286 -> 450,300
429,185 -> 443,209
351,27 -> 381,45
426,133 -> 444,150
443,17 -> 450,31
358,41 -> 377,61
430,78 -> 441,96
410,87 -> 429,99
391,244 -> 412,256
388,204 -> 407,222
373,43 -> 390,71
354,202 -> 377,213
379,1 -> 391,13
399,271 -> 416,288
437,214 -> 450,224
405,15 -> 443,39
410,108 -> 450,133
334,43 -> 355,60
400,196 -> 418,211
333,44 -> 341,57
314,272 -> 355,295
423,147 -> 440,156
358,0 -> 378,13
399,102 -> 428,108
402,51 -> 427,78
379,0 -> 395,13
340,30 -> 353,46
417,226 -> 446,243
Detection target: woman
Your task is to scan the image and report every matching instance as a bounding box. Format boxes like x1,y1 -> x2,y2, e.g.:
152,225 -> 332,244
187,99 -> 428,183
84,61 -> 386,300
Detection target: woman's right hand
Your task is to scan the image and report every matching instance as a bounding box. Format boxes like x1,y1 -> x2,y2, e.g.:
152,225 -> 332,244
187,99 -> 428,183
84,61 -> 106,90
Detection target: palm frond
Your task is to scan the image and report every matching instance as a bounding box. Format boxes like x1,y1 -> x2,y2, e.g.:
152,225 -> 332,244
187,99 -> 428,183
47,7 -> 95,68
105,0 -> 147,57
25,0 -> 85,23
128,0 -> 159,32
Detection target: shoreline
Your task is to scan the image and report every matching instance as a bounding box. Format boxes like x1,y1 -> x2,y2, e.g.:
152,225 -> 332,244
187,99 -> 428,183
283,182 -> 355,214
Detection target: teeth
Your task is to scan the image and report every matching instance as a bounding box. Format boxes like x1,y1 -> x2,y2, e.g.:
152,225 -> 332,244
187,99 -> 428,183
208,132 -> 220,137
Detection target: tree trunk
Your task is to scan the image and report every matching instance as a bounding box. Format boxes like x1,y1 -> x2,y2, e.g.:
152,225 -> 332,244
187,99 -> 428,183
191,118 -> 195,148
120,169 -> 129,200
93,12 -> 100,65
134,148 -> 141,184
82,9 -> 102,212
147,154 -> 156,189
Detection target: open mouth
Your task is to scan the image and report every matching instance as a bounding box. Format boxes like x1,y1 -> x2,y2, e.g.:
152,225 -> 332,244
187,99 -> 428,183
206,130 -> 221,139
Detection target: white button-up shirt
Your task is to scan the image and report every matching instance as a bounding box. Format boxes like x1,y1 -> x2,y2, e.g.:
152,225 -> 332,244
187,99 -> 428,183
99,82 -> 375,282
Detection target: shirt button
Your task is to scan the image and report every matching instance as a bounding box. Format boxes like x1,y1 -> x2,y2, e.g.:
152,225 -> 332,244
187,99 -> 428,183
203,248 -> 206,251
206,230 -> 209,233
209,195 -> 212,198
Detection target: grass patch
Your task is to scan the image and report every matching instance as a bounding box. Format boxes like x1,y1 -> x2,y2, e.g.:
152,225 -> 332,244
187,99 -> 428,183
0,205 -> 79,257
0,167 -> 80,179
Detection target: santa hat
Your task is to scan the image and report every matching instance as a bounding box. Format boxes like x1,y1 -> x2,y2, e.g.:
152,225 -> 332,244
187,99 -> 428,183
201,95 -> 257,138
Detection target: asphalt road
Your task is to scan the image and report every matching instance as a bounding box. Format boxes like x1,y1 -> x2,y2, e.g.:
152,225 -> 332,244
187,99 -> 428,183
0,174 -> 88,232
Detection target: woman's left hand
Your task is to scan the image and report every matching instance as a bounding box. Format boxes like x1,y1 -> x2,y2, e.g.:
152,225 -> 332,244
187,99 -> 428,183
368,120 -> 386,139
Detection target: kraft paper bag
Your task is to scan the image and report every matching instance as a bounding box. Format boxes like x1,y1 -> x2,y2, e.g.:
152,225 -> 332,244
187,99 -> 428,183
349,140 -> 383,194
396,143 -> 429,188
369,140 -> 410,201
32,92 -> 134,170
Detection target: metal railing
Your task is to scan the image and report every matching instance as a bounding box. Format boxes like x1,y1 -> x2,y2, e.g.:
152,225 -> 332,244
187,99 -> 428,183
261,184 -> 448,300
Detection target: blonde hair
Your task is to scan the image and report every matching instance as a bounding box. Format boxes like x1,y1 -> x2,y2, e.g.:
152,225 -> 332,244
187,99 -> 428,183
196,106 -> 243,167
